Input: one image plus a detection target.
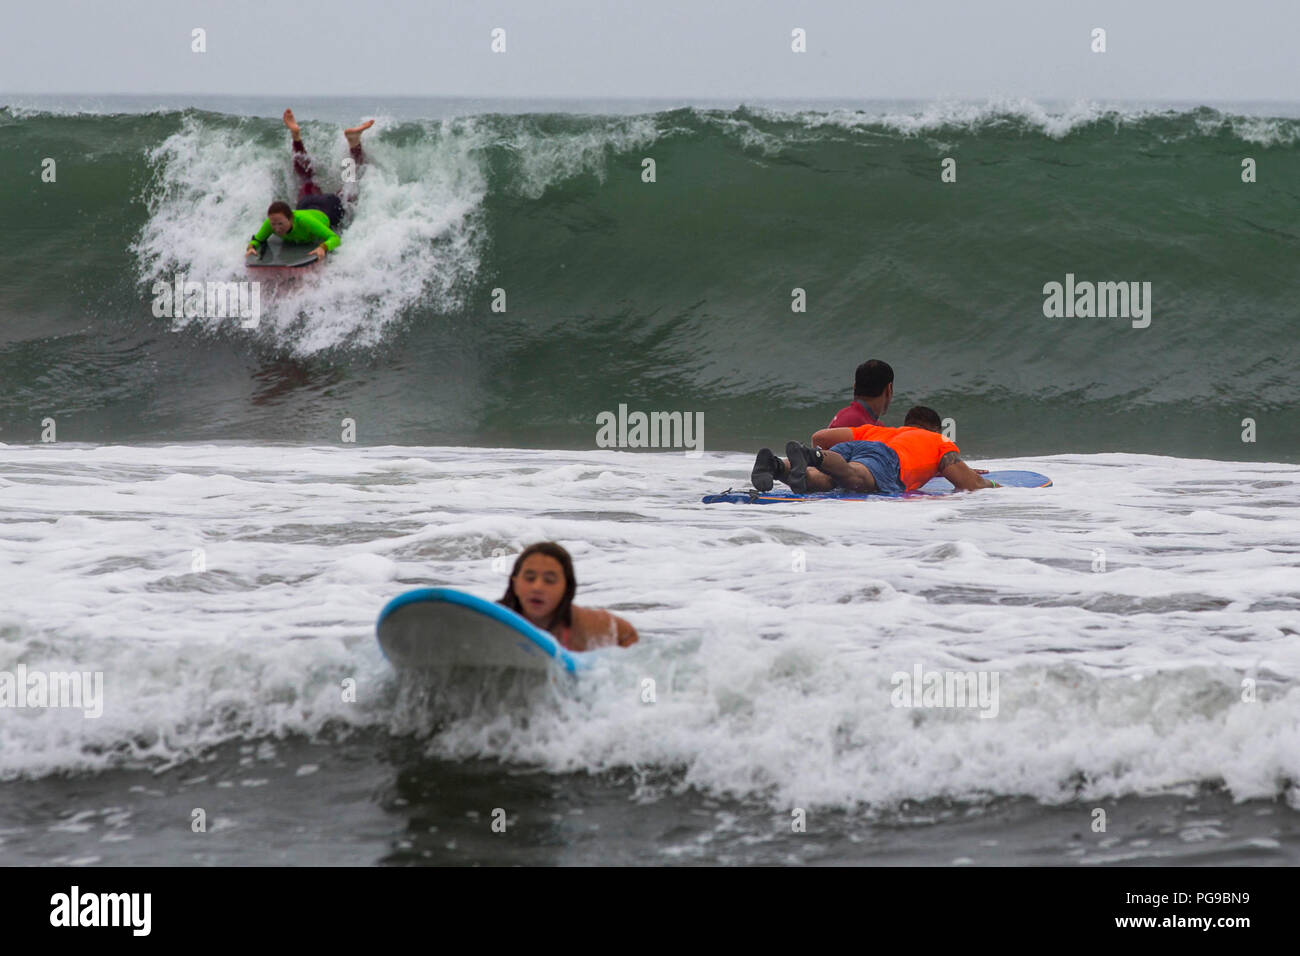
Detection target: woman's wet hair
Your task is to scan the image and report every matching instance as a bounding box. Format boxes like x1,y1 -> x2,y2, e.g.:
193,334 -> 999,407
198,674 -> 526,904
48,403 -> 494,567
903,405 -> 942,430
499,541 -> 577,628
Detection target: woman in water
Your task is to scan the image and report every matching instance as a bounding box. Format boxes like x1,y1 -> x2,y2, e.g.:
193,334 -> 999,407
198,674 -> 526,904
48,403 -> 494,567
499,542 -> 638,651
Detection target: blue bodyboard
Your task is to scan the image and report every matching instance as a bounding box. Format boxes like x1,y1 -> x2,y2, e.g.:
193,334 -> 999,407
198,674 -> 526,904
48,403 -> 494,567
702,470 -> 1052,504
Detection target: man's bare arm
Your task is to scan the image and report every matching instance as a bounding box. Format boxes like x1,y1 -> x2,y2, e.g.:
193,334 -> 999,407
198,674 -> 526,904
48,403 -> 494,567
812,427 -> 854,449
939,452 -> 996,491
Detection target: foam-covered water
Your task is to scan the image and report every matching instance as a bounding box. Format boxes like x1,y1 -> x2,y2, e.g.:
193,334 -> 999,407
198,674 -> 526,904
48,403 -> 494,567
2,443 -> 1297,821
132,113 -> 487,351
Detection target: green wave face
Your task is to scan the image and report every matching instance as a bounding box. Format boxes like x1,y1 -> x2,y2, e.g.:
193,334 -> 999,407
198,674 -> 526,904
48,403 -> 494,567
0,103 -> 1296,459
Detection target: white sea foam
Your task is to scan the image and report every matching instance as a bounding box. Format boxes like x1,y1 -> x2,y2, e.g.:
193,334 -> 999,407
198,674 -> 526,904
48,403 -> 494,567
0,445 -> 1297,811
464,114 -> 661,199
743,98 -> 1300,145
128,111 -> 669,353
132,115 -> 486,353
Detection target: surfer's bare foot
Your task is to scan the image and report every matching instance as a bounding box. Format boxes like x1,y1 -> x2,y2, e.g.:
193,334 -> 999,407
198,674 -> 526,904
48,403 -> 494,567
343,119 -> 375,147
283,108 -> 301,140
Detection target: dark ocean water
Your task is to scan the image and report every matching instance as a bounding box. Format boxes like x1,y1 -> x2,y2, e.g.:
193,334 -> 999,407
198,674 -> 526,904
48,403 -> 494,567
3,734 -> 1295,866
1,96 -> 1296,461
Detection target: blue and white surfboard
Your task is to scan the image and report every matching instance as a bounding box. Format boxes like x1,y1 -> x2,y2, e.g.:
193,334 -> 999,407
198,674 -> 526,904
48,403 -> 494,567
701,469 -> 1052,504
376,588 -> 587,675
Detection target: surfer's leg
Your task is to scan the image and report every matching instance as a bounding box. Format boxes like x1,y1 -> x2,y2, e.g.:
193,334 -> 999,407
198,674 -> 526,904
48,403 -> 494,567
774,460 -> 832,493
785,441 -> 843,493
293,141 -> 322,197
284,108 -> 322,198
343,119 -> 374,152
802,467 -> 838,492
825,440 -> 907,495
337,143 -> 363,208
338,120 -> 374,209
810,451 -> 878,493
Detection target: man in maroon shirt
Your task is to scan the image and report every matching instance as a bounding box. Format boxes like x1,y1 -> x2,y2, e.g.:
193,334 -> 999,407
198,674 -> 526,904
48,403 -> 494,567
827,360 -> 894,428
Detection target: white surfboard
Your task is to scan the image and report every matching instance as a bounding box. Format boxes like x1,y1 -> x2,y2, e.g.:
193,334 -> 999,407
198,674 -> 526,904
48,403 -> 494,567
376,588 -> 587,675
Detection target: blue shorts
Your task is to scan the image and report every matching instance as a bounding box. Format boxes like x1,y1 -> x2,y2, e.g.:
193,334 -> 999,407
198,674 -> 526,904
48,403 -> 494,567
828,441 -> 906,495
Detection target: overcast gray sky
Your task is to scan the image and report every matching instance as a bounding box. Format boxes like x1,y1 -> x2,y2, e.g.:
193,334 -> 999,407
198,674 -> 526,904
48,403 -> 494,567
2,0 -> 1296,102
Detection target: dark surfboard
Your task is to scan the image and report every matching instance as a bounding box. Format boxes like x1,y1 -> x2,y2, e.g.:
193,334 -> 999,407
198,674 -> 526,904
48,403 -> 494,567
245,236 -> 319,274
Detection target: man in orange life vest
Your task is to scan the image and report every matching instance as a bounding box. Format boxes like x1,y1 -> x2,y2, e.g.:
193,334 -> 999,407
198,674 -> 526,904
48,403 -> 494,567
752,405 -> 996,495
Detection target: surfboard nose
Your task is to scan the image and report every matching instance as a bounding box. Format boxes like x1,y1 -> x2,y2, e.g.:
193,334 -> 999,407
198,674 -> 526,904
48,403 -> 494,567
377,588 -> 587,674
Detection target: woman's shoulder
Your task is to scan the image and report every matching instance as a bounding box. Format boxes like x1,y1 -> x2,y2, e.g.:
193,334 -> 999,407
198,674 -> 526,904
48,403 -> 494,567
571,604 -> 638,648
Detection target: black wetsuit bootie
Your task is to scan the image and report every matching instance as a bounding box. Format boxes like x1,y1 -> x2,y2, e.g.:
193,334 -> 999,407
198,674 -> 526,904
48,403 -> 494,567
751,447 -> 787,492
784,441 -> 823,494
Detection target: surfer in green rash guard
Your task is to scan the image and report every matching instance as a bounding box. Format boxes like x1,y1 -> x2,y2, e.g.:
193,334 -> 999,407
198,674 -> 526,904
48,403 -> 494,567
245,108 -> 374,262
